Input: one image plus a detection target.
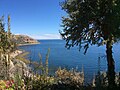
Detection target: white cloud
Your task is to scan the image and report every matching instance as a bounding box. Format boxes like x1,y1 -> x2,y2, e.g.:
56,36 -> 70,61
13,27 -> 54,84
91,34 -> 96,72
29,33 -> 61,39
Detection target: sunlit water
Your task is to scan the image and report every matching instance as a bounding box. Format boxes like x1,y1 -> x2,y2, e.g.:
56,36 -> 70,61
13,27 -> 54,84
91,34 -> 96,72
19,40 -> 120,83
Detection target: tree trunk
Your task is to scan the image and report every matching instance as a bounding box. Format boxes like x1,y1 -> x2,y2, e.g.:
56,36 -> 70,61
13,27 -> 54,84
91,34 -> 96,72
106,39 -> 115,87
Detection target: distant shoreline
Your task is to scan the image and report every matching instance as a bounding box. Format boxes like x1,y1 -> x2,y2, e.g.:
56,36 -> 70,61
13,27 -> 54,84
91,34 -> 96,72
18,42 -> 40,46
37,39 -> 62,40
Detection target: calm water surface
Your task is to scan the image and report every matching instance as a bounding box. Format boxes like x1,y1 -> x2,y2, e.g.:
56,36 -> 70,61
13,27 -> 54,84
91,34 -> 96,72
19,40 -> 120,83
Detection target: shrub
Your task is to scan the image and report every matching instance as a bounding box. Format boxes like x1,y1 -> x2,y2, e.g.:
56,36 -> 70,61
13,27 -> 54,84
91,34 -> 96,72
0,80 -> 15,90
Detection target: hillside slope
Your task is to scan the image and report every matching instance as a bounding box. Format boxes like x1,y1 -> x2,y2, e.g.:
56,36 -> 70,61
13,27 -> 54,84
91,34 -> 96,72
12,34 -> 39,45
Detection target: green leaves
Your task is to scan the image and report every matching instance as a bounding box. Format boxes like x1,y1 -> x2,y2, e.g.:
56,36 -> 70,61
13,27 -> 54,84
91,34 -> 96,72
0,16 -> 16,53
60,0 -> 120,53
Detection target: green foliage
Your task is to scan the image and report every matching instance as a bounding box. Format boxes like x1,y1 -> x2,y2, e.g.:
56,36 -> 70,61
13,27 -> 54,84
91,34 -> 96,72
0,15 -> 17,80
0,17 -> 10,53
22,49 -> 56,90
45,48 -> 50,75
60,0 -> 120,51
0,15 -> 16,53
14,73 -> 22,89
0,80 -> 15,90
31,48 -> 50,76
32,75 -> 55,90
55,67 -> 84,87
60,0 -> 120,86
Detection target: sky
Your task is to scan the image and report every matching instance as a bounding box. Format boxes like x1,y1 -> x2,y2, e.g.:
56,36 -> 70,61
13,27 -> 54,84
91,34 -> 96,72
0,0 -> 65,39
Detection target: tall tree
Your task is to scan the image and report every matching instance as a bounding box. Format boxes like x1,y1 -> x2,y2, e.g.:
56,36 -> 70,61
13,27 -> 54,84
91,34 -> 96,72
0,16 -> 11,79
60,0 -> 120,87
0,15 -> 16,79
0,16 -> 10,53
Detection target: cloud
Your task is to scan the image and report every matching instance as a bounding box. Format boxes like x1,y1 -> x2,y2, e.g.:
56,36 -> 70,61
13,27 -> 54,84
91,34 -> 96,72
29,33 -> 61,39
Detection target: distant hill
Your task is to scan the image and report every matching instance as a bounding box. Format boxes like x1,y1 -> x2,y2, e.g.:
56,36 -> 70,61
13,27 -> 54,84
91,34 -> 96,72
12,34 -> 39,45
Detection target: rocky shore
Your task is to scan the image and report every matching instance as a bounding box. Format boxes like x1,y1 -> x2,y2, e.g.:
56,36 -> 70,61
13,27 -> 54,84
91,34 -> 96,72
9,50 -> 32,79
18,42 -> 40,46
10,50 -> 23,58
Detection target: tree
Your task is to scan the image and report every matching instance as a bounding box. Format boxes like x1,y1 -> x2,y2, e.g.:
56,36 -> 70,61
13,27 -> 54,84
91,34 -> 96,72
0,16 -> 11,79
0,15 -> 17,79
0,16 -> 10,53
60,0 -> 120,87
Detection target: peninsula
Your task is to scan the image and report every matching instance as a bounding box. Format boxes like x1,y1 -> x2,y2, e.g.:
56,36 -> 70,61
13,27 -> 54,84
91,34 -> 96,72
12,34 -> 40,46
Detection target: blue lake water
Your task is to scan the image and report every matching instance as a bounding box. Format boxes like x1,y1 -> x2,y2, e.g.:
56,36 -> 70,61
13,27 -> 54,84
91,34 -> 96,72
19,40 -> 120,83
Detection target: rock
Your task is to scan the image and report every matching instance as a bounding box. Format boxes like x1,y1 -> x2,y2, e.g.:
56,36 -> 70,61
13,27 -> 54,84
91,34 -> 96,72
9,58 -> 32,79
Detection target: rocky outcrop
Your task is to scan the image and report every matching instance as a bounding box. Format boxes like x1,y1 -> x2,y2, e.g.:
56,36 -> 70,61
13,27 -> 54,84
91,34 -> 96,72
11,34 -> 39,45
9,50 -> 32,78
0,50 -> 32,80
10,59 -> 32,78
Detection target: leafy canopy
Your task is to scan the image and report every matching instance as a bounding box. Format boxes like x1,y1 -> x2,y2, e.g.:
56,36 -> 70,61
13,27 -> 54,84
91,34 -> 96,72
60,0 -> 120,53
0,17 -> 11,53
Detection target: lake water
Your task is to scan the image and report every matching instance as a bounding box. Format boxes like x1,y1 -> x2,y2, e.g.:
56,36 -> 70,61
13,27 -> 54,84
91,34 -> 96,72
19,40 -> 120,83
